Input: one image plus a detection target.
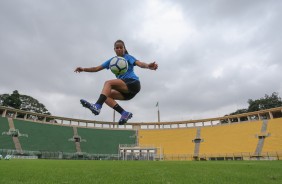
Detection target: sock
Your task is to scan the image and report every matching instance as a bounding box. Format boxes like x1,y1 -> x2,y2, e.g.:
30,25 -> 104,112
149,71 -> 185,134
113,104 -> 125,114
95,94 -> 107,107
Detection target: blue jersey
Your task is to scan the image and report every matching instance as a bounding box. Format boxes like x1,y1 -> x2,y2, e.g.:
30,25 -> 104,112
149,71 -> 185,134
102,54 -> 139,80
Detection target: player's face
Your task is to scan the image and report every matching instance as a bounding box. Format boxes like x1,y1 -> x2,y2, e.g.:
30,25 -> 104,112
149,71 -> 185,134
114,42 -> 125,56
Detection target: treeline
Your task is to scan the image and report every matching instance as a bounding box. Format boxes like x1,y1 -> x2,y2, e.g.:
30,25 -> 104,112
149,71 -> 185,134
0,90 -> 51,115
222,92 -> 282,123
229,92 -> 282,115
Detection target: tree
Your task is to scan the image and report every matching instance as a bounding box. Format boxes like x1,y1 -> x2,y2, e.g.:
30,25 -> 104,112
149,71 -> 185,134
20,94 -> 50,115
229,92 -> 282,115
2,90 -> 21,109
229,108 -> 248,115
221,92 -> 282,123
248,92 -> 282,112
0,94 -> 9,106
0,90 -> 51,115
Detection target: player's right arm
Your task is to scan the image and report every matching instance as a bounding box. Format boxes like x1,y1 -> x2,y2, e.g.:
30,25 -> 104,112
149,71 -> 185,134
74,65 -> 104,73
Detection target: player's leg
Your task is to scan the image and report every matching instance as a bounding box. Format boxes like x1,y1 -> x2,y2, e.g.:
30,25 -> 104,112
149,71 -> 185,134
81,79 -> 128,115
107,79 -> 140,124
80,99 -> 102,115
81,79 -> 139,125
102,79 -> 129,96
95,79 -> 128,109
105,89 -> 133,125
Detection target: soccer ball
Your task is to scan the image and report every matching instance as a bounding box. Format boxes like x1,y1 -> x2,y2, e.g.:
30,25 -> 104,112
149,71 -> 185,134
109,56 -> 128,75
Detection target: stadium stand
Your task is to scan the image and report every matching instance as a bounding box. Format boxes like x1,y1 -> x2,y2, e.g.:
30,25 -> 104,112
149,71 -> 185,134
0,106 -> 282,160
262,119 -> 282,153
138,128 -> 196,158
78,127 -> 136,154
199,121 -> 262,155
13,119 -> 76,153
0,116 -> 15,149
0,115 -> 136,156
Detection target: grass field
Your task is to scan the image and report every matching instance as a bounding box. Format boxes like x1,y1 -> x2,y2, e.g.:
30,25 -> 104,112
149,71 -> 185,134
0,160 -> 281,184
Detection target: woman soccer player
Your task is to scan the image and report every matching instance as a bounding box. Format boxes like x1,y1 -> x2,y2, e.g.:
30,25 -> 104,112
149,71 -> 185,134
74,40 -> 158,125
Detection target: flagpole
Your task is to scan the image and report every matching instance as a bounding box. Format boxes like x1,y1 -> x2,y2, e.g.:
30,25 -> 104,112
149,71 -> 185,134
113,110 -> 115,123
156,102 -> 160,122
158,108 -> 160,122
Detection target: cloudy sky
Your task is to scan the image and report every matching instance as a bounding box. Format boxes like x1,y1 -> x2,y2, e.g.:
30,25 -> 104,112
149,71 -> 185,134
1,0 -> 282,123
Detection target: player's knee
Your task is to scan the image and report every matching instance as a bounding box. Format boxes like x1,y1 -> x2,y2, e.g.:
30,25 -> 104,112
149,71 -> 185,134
104,80 -> 113,88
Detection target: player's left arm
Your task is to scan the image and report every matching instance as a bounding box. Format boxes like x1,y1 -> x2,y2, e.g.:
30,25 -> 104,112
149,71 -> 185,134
135,60 -> 158,70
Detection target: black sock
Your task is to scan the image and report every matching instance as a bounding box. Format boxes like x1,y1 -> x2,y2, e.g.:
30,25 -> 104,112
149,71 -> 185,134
113,104 -> 124,114
95,94 -> 107,106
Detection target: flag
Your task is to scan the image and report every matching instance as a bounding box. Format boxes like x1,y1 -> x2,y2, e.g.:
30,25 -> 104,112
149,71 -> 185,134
156,102 -> 159,107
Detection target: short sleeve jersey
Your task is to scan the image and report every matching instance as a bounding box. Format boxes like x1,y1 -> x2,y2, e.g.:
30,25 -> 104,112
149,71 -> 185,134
101,54 -> 139,80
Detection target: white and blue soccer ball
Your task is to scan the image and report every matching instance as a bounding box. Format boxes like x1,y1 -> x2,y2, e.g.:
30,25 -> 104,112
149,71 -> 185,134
109,56 -> 128,75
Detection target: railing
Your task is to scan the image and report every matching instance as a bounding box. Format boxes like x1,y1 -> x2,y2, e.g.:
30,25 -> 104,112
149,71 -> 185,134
1,106 -> 282,130
0,148 -> 119,160
1,148 -> 281,161
162,151 -> 282,161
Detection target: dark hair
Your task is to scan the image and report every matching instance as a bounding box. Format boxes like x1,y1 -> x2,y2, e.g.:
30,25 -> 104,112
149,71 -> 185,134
115,39 -> 129,54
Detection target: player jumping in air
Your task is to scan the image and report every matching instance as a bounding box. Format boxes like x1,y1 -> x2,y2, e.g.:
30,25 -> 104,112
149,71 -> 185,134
74,40 -> 158,125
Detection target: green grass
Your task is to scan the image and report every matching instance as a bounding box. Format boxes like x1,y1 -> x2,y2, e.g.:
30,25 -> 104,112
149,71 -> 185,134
0,160 -> 281,184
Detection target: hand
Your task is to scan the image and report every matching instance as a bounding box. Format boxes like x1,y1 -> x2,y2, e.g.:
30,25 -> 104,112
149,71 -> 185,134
148,62 -> 158,70
74,67 -> 84,73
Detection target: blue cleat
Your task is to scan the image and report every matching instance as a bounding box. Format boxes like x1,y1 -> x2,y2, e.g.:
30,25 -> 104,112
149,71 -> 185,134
118,111 -> 133,125
80,99 -> 101,115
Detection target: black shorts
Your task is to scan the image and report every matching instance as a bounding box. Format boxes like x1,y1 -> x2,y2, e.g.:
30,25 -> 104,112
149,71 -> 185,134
121,78 -> 141,100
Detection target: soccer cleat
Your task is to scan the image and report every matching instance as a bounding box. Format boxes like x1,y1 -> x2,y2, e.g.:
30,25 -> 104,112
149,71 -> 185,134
80,99 -> 101,115
118,111 -> 133,125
